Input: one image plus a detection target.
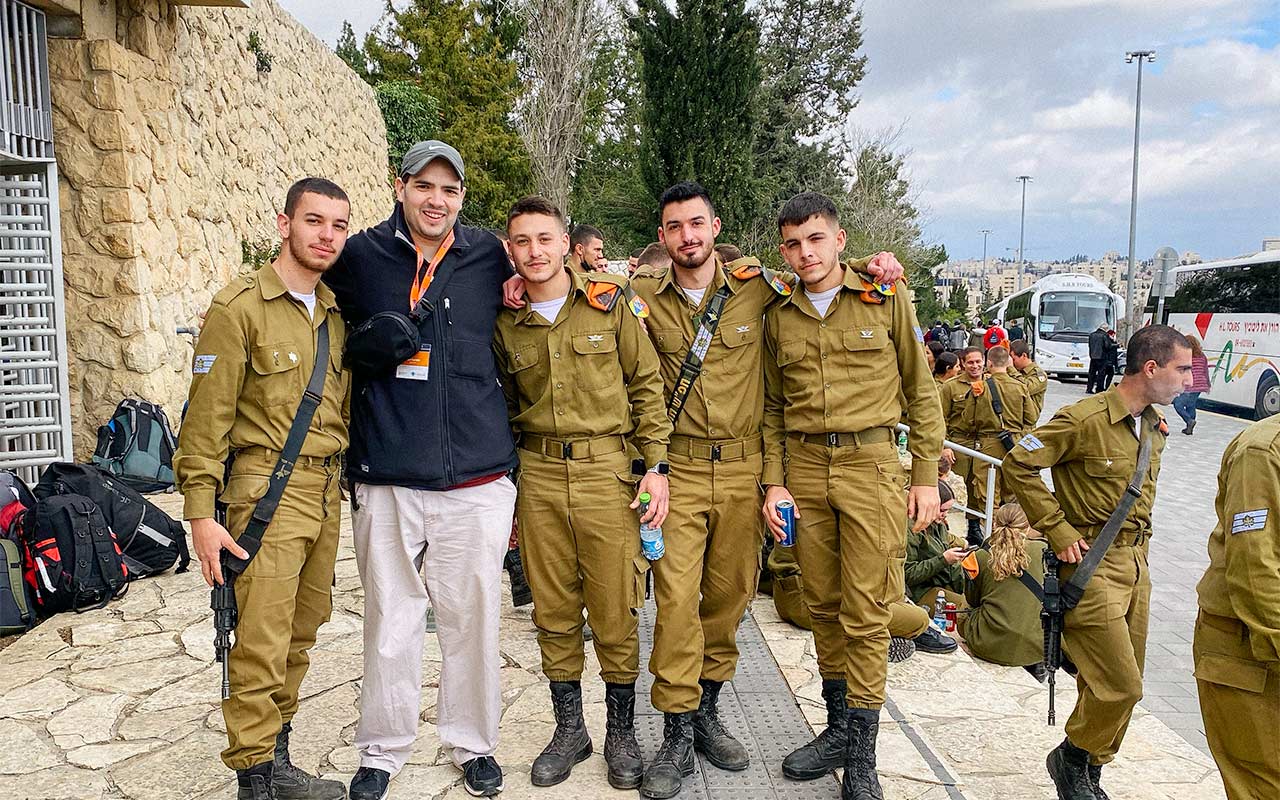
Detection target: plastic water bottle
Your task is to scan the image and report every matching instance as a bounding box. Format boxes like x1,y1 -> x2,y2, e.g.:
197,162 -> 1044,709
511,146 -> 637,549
897,430 -> 908,456
638,492 -> 664,561
932,590 -> 947,632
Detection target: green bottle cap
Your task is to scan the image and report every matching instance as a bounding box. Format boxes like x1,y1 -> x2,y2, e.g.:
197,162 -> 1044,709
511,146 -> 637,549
639,492 -> 652,503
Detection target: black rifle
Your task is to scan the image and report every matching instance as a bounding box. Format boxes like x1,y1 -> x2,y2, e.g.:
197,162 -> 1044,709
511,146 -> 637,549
211,456 -> 236,701
1041,548 -> 1063,725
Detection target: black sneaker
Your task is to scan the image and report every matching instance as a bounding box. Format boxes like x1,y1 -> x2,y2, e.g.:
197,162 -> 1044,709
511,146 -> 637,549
349,766 -> 389,800
914,625 -> 958,655
463,756 -> 503,797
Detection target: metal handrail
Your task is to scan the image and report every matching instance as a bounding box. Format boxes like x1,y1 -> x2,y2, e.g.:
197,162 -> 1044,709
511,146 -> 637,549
895,422 -> 1004,538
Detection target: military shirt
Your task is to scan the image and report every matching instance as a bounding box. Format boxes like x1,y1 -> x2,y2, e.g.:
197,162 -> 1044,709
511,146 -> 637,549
939,372 -> 1036,440
1012,361 -> 1049,419
1195,414 -> 1280,661
963,539 -> 1048,666
628,256 -> 791,444
1002,387 -> 1167,554
905,519 -> 965,604
762,262 -> 944,486
174,264 -> 350,520
494,268 -> 670,467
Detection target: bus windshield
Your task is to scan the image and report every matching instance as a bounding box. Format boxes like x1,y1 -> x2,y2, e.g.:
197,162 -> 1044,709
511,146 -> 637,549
1037,291 -> 1114,341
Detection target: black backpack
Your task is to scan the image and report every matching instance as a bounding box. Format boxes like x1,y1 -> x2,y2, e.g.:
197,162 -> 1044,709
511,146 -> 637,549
92,399 -> 178,493
35,463 -> 190,580
20,494 -> 128,614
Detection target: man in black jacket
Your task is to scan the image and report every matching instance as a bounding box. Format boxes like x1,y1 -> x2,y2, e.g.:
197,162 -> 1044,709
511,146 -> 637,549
1086,324 -> 1109,394
324,141 -> 517,799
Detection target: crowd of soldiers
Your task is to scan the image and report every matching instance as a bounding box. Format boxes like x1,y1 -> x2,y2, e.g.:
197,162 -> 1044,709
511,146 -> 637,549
174,138 -> 1277,800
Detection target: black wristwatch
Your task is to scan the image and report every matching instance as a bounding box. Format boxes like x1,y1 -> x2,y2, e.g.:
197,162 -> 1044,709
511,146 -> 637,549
649,461 -> 670,475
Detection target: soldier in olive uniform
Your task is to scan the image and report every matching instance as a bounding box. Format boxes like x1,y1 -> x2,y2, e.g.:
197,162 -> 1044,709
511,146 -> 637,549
493,196 -> 671,790
1003,325 -> 1191,800
175,179 -> 352,800
760,192 -> 944,799
1194,413 -> 1280,799
940,345 -> 1036,545
1010,340 -> 1049,420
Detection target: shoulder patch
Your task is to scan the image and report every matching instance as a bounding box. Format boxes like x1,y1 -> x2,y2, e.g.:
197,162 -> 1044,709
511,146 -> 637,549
1017,434 -> 1044,452
192,354 -> 217,374
1231,509 -> 1268,535
584,279 -> 623,313
726,256 -> 794,296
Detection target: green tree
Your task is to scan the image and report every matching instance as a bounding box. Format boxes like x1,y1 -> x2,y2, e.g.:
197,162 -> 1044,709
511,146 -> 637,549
948,280 -> 970,315
335,21 -> 369,81
375,81 -> 441,174
630,0 -> 762,238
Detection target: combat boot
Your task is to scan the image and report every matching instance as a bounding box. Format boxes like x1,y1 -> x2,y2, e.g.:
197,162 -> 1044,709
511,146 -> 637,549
693,679 -> 749,771
782,679 -> 847,780
640,711 -> 694,799
530,681 -> 592,786
603,682 -> 644,789
841,708 -> 884,800
1045,737 -> 1097,800
273,723 -> 346,799
1088,764 -> 1110,800
966,518 -> 984,547
237,762 -> 278,800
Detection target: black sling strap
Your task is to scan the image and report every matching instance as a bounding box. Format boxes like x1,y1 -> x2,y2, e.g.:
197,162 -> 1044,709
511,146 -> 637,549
1059,422 -> 1153,610
985,377 -> 1005,421
665,281 -> 734,425
222,320 -> 330,577
978,538 -> 1045,602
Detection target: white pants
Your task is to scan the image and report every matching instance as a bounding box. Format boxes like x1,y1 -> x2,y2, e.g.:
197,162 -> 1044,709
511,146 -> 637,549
352,478 -> 516,773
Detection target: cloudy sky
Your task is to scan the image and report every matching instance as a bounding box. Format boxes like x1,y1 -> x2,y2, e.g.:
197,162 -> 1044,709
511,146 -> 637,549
282,0 -> 1279,262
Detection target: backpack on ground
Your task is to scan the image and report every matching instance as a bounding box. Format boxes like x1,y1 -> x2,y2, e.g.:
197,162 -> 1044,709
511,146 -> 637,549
20,494 -> 128,614
0,470 -> 37,633
92,398 -> 178,493
35,463 -> 190,580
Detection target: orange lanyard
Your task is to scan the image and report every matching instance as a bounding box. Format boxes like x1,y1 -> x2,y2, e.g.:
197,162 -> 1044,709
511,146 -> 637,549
410,232 -> 455,307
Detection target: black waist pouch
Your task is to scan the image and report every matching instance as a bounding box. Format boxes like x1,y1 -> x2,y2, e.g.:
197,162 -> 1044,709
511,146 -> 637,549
344,310 -> 423,376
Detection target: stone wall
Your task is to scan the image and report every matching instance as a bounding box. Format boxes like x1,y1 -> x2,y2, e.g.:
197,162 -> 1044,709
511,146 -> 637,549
49,0 -> 391,457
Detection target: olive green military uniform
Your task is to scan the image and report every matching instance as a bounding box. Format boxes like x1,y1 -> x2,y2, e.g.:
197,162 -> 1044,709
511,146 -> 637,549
940,372 -> 1036,511
763,263 -> 944,709
1194,414 -> 1280,799
960,540 -> 1047,667
1012,361 -> 1049,420
905,520 -> 966,607
1003,388 -> 1167,765
628,257 -> 785,713
494,269 -> 670,683
174,265 -> 350,770
767,542 -> 810,628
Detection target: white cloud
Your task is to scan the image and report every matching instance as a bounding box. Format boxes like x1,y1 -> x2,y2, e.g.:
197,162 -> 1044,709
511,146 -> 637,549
1033,89 -> 1136,130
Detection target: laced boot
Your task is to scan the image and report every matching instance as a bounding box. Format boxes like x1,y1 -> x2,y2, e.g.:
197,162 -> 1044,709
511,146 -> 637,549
692,679 -> 748,771
640,711 -> 694,799
530,681 -> 592,786
237,762 -> 278,800
841,708 -> 885,800
1088,764 -> 1110,800
603,682 -> 644,789
1046,738 -> 1098,800
273,723 -> 346,799
782,679 -> 848,780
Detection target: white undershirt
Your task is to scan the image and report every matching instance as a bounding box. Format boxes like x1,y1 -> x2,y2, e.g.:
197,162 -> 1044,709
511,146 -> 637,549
681,285 -> 707,307
289,290 -> 317,319
805,286 -> 841,317
530,295 -> 568,324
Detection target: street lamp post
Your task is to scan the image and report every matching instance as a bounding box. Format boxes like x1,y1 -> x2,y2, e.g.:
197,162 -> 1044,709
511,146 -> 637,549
1015,176 -> 1032,291
980,229 -> 992,273
1124,49 -> 1155,336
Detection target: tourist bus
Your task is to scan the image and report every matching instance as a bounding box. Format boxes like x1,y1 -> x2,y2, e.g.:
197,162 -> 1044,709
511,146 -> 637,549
982,273 -> 1124,379
1144,250 -> 1280,419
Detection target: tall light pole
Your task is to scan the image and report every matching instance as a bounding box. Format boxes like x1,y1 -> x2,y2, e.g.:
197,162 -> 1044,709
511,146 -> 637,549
1015,176 -> 1032,291
980,229 -> 992,273
1124,50 -> 1155,336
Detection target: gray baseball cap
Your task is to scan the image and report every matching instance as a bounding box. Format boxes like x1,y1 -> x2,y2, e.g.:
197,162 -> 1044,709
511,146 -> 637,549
400,140 -> 465,182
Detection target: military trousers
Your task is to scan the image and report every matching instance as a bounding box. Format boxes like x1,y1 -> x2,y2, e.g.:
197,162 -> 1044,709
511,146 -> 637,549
768,542 -> 811,630
516,447 -> 648,683
1060,541 -> 1150,765
788,436 -> 908,709
221,451 -> 341,770
1194,611 -> 1280,800
889,600 -> 930,639
953,434 -> 1007,513
650,445 -> 763,713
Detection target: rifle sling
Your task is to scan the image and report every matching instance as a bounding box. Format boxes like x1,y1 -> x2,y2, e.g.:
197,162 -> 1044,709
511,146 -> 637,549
222,320 -> 330,577
1059,422 -> 1153,610
665,281 -> 733,425
979,538 -> 1045,602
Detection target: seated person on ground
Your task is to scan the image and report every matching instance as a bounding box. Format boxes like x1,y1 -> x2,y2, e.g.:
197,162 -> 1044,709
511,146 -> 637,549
904,481 -> 966,608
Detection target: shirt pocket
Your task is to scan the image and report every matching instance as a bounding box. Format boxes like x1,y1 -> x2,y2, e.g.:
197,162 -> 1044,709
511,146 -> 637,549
776,338 -> 805,367
841,326 -> 890,381
249,341 -> 302,407
1082,454 -> 1133,484
572,330 -> 621,391
715,320 -> 761,374
651,328 -> 685,355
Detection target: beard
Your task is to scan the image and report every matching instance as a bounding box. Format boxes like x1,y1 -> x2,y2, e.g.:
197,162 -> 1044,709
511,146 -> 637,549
670,242 -> 711,270
288,237 -> 336,274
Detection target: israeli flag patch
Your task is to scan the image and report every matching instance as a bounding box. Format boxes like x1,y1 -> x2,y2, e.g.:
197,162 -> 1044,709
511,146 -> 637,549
913,326 -> 924,343
193,354 -> 217,374
1017,434 -> 1044,452
1231,509 -> 1269,535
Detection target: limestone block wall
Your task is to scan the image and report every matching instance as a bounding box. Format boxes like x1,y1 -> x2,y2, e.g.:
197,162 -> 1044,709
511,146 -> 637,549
48,0 -> 391,457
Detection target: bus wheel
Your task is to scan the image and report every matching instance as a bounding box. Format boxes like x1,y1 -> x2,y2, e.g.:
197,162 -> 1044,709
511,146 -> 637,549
1256,373 -> 1280,420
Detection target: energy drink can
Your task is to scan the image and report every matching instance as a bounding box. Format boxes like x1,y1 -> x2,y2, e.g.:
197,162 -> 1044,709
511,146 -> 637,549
777,500 -> 796,547
945,602 -> 958,633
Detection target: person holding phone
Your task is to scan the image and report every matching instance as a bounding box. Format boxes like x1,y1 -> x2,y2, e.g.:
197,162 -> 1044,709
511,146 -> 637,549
904,481 -> 967,610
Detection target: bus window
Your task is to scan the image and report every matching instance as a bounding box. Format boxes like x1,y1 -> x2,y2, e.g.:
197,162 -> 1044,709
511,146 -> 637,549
1039,292 -> 1114,340
1166,261 -> 1280,314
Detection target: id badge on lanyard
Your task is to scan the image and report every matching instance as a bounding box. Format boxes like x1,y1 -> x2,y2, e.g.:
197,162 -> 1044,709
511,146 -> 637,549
396,345 -> 431,381
397,232 -> 453,382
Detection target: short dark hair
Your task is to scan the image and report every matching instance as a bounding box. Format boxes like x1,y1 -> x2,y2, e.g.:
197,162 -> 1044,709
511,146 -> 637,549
284,177 -> 349,217
637,242 -> 672,268
987,345 -> 1011,367
658,181 -> 715,220
506,195 -> 566,230
927,340 -> 946,357
933,351 -> 958,376
630,247 -> 645,259
937,480 -> 955,505
1009,339 -> 1030,358
961,346 -> 984,362
1124,324 -> 1190,375
777,191 -> 839,232
570,223 -> 603,250
714,243 -> 744,262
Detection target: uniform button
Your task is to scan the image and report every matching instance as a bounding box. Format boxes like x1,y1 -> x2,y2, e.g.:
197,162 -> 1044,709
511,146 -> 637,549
554,352 -> 561,359
820,322 -> 827,328
556,408 -> 564,415
824,411 -> 831,417
821,353 -> 827,360
825,382 -> 831,389
555,382 -> 563,389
